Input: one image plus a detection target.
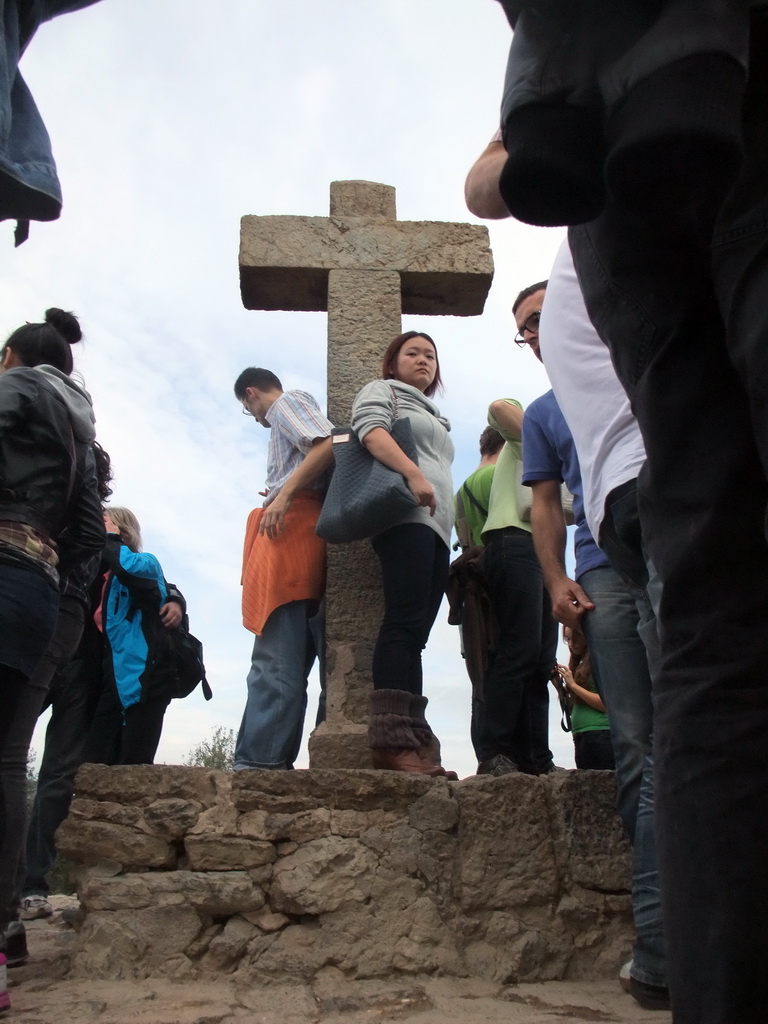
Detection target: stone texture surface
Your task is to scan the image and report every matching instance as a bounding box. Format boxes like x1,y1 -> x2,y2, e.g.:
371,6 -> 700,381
61,764 -> 633,988
239,180 -> 493,316
239,181 -> 494,769
10,906 -> 672,1024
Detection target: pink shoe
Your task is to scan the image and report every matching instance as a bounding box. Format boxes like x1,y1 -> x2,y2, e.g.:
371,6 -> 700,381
0,952 -> 11,1013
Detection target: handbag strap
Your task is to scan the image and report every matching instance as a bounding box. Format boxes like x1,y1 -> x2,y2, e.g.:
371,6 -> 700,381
388,382 -> 400,422
462,481 -> 489,519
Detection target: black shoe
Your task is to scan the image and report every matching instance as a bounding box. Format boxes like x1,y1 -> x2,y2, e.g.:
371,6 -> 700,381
477,754 -> 519,777
629,976 -> 671,1011
538,762 -> 567,775
1,921 -> 28,968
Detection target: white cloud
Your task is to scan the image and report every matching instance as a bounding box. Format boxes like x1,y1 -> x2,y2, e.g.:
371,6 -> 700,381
16,0 -> 574,777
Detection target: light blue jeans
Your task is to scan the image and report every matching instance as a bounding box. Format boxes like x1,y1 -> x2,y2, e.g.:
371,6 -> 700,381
579,564 -> 665,988
234,600 -> 322,771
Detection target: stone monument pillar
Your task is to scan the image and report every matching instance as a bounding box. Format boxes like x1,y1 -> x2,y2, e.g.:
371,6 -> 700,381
239,180 -> 493,767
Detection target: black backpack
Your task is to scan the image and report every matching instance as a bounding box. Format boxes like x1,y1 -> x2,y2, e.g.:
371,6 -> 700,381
149,613 -> 212,701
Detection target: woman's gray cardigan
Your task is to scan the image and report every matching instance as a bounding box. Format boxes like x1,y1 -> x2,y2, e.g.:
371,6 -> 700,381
350,379 -> 455,548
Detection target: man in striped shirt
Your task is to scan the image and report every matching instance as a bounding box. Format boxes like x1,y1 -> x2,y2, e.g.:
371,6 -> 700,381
234,368 -> 333,770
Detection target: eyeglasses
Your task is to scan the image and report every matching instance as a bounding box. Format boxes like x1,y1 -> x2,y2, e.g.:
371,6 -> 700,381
514,310 -> 541,347
242,404 -> 252,416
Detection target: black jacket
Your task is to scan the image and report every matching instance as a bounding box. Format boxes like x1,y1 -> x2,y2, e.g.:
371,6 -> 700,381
0,365 -> 104,574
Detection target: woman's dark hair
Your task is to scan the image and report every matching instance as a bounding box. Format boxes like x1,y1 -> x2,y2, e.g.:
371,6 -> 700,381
567,622 -> 592,689
1,308 -> 82,375
380,330 -> 442,397
92,441 -> 114,503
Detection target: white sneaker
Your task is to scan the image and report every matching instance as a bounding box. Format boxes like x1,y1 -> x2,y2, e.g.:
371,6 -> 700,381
619,959 -> 632,993
20,895 -> 53,921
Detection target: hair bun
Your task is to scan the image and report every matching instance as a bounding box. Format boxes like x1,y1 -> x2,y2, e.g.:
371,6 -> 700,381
44,307 -> 82,345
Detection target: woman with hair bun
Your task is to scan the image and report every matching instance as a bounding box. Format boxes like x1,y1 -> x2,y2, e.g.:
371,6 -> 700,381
0,307 -> 103,952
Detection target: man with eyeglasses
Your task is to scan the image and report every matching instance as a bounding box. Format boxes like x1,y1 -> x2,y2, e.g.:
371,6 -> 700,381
516,275 -> 667,1011
233,367 -> 333,771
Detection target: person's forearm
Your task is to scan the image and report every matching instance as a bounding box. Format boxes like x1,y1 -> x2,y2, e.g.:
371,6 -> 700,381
278,436 -> 333,500
361,427 -> 419,481
531,498 -> 568,591
569,681 -> 606,712
465,143 -> 511,219
489,399 -> 523,441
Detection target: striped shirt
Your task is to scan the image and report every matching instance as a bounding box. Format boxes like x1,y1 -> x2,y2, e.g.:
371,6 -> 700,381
263,390 -> 332,504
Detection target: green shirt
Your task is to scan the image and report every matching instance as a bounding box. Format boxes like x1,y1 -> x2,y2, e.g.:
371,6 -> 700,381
570,677 -> 611,735
454,463 -> 495,548
482,398 -> 531,537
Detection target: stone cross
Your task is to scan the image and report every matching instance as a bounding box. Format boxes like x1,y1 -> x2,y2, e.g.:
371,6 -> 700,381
239,180 -> 493,768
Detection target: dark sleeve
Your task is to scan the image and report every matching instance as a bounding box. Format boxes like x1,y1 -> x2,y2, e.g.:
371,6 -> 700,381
0,371 -> 31,437
56,444 -> 106,577
101,535 -> 168,608
164,582 -> 186,613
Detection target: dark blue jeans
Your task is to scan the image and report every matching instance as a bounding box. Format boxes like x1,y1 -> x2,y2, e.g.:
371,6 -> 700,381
569,14 -> 768,1019
0,590 -> 81,927
234,599 -> 321,771
21,611 -> 102,898
371,523 -> 449,696
472,528 -> 557,773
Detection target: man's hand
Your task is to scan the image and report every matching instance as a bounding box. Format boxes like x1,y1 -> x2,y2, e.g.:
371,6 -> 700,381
159,601 -> 183,628
547,574 -> 595,628
259,491 -> 291,539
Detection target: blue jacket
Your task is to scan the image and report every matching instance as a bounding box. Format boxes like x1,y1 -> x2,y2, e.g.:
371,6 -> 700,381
100,535 -> 183,710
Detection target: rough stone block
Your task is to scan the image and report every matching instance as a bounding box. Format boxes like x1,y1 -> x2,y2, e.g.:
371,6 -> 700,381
73,906 -> 203,979
57,817 -> 176,869
270,836 -> 378,915
207,915 -> 259,968
143,798 -> 203,839
79,870 -> 266,917
232,767 -> 449,815
184,835 -> 276,871
307,724 -> 371,770
547,771 -> 631,893
455,776 -> 560,910
74,764 -> 220,806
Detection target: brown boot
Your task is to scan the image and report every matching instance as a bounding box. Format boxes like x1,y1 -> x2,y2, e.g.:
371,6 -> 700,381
370,747 -> 452,776
409,694 -> 459,780
368,690 -> 453,777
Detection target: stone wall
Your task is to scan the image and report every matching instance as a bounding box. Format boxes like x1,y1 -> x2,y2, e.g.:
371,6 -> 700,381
57,766 -> 633,985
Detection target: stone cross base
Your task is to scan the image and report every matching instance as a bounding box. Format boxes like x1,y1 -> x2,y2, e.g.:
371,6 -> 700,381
59,765 -> 633,984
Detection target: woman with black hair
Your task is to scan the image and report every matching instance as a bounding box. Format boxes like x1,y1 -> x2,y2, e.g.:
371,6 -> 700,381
351,331 -> 456,778
0,308 -> 103,953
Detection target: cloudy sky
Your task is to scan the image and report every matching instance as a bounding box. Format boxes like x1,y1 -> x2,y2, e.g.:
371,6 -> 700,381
9,1 -> 575,778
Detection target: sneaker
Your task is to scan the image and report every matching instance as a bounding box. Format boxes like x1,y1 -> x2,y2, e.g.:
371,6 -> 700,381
619,959 -> 632,993
477,753 -> 519,777
1,922 -> 27,968
538,762 -> 568,775
20,894 -> 52,921
629,976 -> 671,1011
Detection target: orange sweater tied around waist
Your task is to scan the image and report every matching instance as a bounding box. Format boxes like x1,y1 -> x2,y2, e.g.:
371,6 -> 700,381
241,491 -> 326,636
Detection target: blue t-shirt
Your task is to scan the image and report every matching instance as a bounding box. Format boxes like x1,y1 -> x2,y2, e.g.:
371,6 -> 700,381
522,390 -> 607,580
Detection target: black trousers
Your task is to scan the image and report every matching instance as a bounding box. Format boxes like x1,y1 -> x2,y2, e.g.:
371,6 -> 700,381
472,528 -> 557,773
371,523 -> 449,696
569,14 -> 768,1021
